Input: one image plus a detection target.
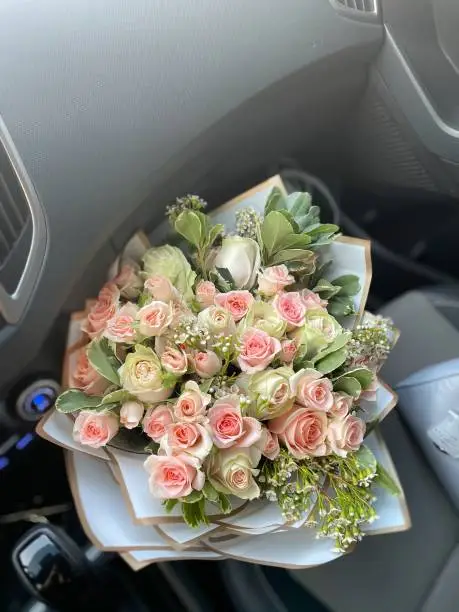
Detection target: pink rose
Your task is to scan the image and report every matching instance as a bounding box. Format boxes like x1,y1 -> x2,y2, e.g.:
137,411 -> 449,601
258,427 -> 280,460
257,265 -> 295,296
214,290 -> 254,322
113,263 -> 143,299
81,283 -> 119,339
195,280 -> 217,308
237,327 -> 281,373
174,381 -> 211,423
120,400 -> 144,429
208,395 -> 261,448
280,339 -> 297,364
291,369 -> 334,412
269,405 -> 328,458
160,345 -> 188,375
103,303 -> 138,343
330,392 -> 352,419
170,299 -> 194,329
273,292 -> 306,330
71,349 -> 109,396
137,301 -> 173,337
191,350 -> 222,378
327,415 -> 365,457
73,411 -> 119,448
161,422 -> 213,461
144,453 -> 205,499
142,404 -> 174,441
299,289 -> 328,311
144,275 -> 177,302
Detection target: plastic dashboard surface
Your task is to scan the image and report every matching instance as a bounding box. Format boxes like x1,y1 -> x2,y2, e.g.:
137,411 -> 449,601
0,0 -> 381,389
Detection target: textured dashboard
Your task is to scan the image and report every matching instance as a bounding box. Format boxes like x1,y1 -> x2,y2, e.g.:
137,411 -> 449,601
0,0 -> 381,389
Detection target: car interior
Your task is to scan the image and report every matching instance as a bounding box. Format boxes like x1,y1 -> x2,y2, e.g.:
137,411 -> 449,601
1,0 -> 459,610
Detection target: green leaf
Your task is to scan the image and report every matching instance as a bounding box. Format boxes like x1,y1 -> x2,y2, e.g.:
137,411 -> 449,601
161,372 -> 178,389
215,267 -> 235,289
199,378 -> 214,394
202,481 -> 219,503
281,233 -> 312,250
174,210 -> 203,247
144,440 -> 160,454
313,278 -> 341,299
355,445 -> 377,473
374,463 -> 401,496
332,275 -> 361,297
101,389 -> 130,405
334,376 -> 361,398
288,192 -> 311,218
312,332 -> 351,363
55,389 -> 103,413
163,499 -> 179,513
182,500 -> 209,527
182,490 -> 204,504
261,211 -> 294,256
315,347 -> 347,375
328,296 -> 355,318
217,492 -> 232,514
264,186 -> 284,215
342,367 -> 373,390
306,223 -> 340,237
137,292 -> 151,308
206,224 -> 224,248
271,248 -> 315,265
87,338 -> 121,386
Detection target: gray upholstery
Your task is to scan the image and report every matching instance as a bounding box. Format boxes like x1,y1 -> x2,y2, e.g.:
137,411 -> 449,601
289,289 -> 459,612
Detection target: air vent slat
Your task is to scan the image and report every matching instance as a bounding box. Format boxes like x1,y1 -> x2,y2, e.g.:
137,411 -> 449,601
332,0 -> 378,14
0,171 -> 26,228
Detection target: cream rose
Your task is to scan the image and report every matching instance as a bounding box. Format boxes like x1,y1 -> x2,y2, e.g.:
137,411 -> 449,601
71,348 -> 110,396
213,236 -> 261,290
237,327 -> 281,373
207,447 -> 261,500
103,303 -> 138,344
239,301 -> 286,339
81,283 -> 119,339
197,305 -> 236,336
120,400 -> 144,429
257,265 -> 294,296
142,404 -> 174,441
118,345 -> 173,402
174,381 -> 211,423
327,415 -> 365,457
240,367 -> 295,420
304,309 -> 341,343
269,405 -> 328,458
144,453 -> 205,499
137,301 -> 173,337
73,411 -> 119,448
161,422 -> 213,461
291,368 -> 334,412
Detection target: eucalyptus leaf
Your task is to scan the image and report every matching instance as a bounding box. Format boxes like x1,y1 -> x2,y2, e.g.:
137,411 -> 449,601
264,186 -> 284,215
328,296 -> 355,318
55,389 -> 103,413
281,233 -> 312,250
334,376 -> 361,398
315,347 -> 347,375
313,278 -> 341,299
271,248 -> 315,265
332,274 -> 361,297
306,223 -> 339,237
87,338 -> 121,386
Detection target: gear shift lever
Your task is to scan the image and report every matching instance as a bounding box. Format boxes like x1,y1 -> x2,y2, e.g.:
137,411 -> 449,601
12,524 -> 110,611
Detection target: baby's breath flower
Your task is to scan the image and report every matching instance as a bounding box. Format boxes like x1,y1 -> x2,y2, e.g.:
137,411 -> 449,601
166,195 -> 207,225
235,207 -> 262,240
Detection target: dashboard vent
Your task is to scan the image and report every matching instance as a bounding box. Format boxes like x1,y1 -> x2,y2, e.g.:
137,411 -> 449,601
330,0 -> 379,19
0,117 -> 47,325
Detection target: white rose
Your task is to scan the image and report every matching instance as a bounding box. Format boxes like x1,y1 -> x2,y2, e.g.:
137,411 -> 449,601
207,447 -> 261,500
213,236 -> 261,290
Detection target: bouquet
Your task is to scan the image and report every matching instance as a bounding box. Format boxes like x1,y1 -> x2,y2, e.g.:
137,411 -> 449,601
38,177 -> 409,569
